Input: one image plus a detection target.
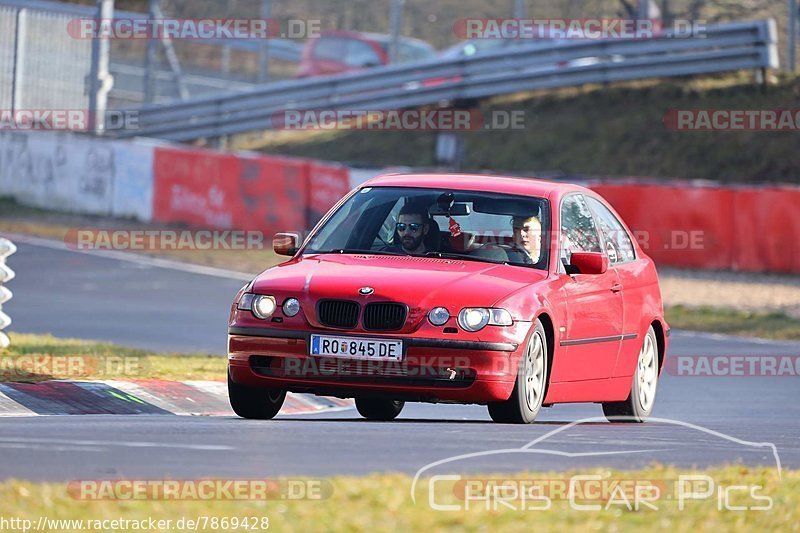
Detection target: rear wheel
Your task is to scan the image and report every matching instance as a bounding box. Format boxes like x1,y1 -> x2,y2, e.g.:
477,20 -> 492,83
355,398 -> 405,421
488,320 -> 548,424
228,371 -> 286,420
602,325 -> 659,423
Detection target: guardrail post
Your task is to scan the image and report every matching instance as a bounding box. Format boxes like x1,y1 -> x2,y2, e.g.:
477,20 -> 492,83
790,0 -> 797,72
88,0 -> 115,134
0,238 -> 16,349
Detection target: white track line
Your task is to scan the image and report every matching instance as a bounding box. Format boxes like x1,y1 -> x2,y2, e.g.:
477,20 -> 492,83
4,233 -> 254,281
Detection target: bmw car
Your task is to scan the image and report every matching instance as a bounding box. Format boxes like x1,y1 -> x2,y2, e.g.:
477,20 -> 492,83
228,174 -> 668,424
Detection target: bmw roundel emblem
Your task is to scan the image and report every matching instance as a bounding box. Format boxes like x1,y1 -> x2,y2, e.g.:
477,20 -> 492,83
359,287 -> 374,295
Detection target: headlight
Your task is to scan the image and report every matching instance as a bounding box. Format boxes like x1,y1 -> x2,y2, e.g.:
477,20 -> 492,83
457,308 -> 513,332
458,308 -> 490,332
252,295 -> 277,319
428,307 -> 450,326
282,298 -> 301,317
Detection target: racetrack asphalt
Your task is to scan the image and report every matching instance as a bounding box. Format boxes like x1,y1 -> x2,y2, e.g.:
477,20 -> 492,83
1,240 -> 798,481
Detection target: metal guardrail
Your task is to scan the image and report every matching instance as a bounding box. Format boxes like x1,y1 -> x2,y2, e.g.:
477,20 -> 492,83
0,238 -> 16,349
114,19 -> 778,142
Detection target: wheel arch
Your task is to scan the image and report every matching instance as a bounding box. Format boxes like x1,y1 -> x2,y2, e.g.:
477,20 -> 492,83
534,311 -> 555,402
650,319 -> 666,373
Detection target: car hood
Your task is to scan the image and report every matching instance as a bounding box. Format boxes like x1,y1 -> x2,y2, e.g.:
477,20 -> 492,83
252,254 -> 547,312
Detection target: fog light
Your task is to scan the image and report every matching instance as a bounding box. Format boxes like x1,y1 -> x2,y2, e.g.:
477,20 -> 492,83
428,307 -> 450,326
283,298 -> 301,317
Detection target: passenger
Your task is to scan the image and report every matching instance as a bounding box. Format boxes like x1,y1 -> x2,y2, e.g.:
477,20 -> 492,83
512,215 -> 542,263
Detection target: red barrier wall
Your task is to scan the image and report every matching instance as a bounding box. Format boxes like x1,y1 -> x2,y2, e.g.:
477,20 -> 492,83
732,187 -> 800,273
589,182 -> 800,274
307,162 -> 351,227
153,146 -> 240,229
152,147 -> 350,235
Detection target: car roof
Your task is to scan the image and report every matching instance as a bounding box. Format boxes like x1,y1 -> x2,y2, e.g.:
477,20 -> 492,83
361,173 -> 590,199
319,30 -> 435,50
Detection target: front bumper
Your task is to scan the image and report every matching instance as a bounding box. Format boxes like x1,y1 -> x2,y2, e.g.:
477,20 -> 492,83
227,325 -> 530,403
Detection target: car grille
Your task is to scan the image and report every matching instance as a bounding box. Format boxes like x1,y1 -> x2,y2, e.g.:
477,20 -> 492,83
363,302 -> 407,331
317,299 -> 360,329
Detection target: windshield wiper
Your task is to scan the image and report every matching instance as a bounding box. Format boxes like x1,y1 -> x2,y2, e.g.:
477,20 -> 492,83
319,249 -> 406,256
423,251 -> 507,264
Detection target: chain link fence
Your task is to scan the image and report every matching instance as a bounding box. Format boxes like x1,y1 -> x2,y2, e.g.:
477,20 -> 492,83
0,4 -> 92,112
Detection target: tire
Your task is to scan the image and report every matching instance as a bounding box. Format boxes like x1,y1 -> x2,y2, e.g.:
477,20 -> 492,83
355,398 -> 405,421
602,325 -> 659,423
488,319 -> 549,424
228,371 -> 286,420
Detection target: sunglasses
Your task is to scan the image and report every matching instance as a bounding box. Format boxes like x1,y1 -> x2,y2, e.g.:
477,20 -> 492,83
396,222 -> 423,233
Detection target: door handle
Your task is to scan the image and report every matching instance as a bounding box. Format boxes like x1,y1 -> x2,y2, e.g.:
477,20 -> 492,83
611,283 -> 623,293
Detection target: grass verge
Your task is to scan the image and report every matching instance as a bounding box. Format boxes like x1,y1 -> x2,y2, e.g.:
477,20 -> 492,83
0,333 -> 226,383
665,306 -> 800,341
0,466 -> 795,531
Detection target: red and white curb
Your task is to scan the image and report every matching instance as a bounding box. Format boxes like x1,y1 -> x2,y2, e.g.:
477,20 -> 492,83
0,379 -> 352,417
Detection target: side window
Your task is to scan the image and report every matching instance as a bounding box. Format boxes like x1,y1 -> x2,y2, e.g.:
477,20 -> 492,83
560,195 -> 602,264
397,42 -> 433,63
313,37 -> 348,61
345,40 -> 382,67
585,196 -> 636,264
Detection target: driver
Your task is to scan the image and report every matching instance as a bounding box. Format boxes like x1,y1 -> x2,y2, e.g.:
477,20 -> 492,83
512,215 -> 542,263
393,203 -> 431,254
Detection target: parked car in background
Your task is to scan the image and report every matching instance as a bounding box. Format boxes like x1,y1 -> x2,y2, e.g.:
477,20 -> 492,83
296,30 -> 437,78
439,38 -> 516,59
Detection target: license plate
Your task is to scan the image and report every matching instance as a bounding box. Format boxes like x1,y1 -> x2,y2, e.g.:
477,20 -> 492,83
309,335 -> 403,361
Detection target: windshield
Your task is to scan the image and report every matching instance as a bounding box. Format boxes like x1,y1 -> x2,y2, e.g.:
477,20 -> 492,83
303,186 -> 550,269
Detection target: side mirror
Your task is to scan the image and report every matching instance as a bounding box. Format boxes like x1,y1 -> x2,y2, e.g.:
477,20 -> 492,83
273,233 -> 301,256
569,252 -> 608,275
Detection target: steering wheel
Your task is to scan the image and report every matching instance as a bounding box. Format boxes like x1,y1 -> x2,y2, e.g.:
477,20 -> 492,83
475,243 -> 534,264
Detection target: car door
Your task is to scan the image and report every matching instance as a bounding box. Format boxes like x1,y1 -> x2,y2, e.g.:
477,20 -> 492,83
584,195 -> 646,378
310,37 -> 350,75
555,194 -> 624,382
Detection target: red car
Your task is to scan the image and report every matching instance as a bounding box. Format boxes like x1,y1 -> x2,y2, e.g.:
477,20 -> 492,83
228,174 -> 669,424
296,30 -> 437,78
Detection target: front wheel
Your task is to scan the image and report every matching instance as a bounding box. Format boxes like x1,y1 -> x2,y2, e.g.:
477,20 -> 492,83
355,398 -> 405,421
488,320 -> 549,424
228,371 -> 286,420
602,325 -> 659,423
